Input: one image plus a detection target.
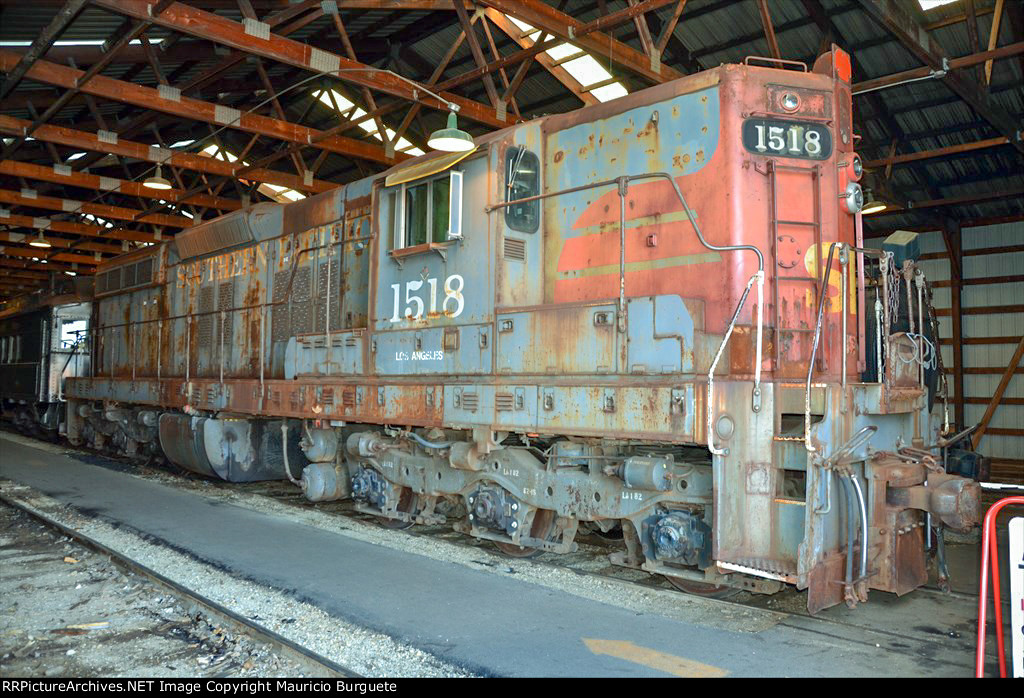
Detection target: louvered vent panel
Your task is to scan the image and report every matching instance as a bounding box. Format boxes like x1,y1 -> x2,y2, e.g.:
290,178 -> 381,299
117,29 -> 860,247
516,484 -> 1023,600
197,286 -> 214,348
174,209 -> 254,260
495,393 -> 514,412
271,270 -> 291,342
293,266 -> 312,300
217,281 -> 234,359
461,393 -> 479,412
121,263 -> 137,288
504,237 -> 526,261
135,258 -> 153,285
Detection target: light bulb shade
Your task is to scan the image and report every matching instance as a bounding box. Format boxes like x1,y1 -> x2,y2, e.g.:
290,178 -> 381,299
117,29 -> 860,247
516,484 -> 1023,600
144,174 -> 172,190
144,165 -> 173,190
861,189 -> 888,215
428,111 -> 474,152
29,233 -> 51,248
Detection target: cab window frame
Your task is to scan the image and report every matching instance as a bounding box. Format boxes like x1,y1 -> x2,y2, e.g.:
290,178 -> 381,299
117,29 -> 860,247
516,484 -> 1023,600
504,146 -> 540,234
388,169 -> 464,252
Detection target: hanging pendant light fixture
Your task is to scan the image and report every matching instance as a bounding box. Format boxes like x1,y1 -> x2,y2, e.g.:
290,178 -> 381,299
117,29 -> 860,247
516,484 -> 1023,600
428,108 -> 474,152
144,164 -> 172,190
861,188 -> 889,215
29,231 -> 51,248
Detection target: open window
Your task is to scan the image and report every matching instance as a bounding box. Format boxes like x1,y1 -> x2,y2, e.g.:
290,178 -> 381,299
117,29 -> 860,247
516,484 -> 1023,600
389,170 -> 464,252
505,146 -> 540,234
61,320 -> 87,349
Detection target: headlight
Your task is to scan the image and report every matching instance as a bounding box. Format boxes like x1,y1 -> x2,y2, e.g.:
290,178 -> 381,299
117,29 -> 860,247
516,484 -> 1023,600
843,182 -> 863,214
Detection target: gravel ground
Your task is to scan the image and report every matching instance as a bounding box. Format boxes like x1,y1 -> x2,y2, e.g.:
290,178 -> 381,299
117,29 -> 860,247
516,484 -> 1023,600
0,480 -> 475,678
0,502 -> 307,678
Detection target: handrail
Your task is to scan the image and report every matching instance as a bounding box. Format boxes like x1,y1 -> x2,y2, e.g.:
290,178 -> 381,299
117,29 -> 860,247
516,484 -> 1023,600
805,241 -> 840,452
489,171 -> 765,455
976,495 -> 1024,678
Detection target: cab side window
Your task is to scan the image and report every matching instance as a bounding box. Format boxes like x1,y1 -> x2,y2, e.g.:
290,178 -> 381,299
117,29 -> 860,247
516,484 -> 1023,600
505,146 -> 540,234
391,171 -> 464,250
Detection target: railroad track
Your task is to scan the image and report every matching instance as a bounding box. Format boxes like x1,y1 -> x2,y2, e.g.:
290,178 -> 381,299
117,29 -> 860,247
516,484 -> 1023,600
0,488 -> 361,680
3,428 -> 1007,674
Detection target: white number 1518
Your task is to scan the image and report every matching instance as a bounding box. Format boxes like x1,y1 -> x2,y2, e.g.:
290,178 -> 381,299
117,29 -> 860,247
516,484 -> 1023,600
389,274 -> 465,322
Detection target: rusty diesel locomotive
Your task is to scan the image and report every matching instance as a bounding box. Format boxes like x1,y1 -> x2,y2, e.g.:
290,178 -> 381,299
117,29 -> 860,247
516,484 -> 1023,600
59,47 -> 982,612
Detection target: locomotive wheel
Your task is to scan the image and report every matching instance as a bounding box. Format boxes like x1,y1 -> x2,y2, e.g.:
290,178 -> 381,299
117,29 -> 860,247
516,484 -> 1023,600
664,575 -> 741,599
379,489 -> 419,530
494,509 -> 556,558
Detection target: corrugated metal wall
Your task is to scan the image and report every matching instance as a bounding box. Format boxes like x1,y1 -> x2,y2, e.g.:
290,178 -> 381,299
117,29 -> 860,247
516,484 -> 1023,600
867,222 -> 1023,486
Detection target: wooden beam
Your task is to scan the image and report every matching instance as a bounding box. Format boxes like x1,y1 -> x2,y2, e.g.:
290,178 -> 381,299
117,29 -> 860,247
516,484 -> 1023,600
863,136 -> 1008,170
484,9 -> 599,107
438,2 -> 678,95
868,187 -> 1024,214
856,0 -> 1024,155
453,0 -> 502,110
0,233 -> 113,259
756,0 -> 782,60
931,274 -> 1024,288
655,1 -> 689,56
985,0 -> 1006,85
0,50 -> 407,166
972,335 -> 1024,449
941,220 -> 964,430
940,336 -> 1024,346
0,210 -> 155,244
476,0 -> 683,84
90,0 -> 511,129
0,161 -> 242,212
0,115 -> 334,195
0,189 -> 192,228
934,304 -> 1024,316
851,41 -> 1024,94
0,0 -> 89,100
0,246 -> 94,269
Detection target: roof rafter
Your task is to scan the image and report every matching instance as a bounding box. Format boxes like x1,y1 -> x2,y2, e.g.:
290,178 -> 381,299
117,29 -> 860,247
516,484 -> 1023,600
856,0 -> 1024,155
90,0 -> 512,129
0,115 -> 334,195
0,188 -> 192,228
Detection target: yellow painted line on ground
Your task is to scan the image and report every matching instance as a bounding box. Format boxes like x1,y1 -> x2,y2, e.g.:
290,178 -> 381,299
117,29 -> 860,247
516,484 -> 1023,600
583,638 -> 728,677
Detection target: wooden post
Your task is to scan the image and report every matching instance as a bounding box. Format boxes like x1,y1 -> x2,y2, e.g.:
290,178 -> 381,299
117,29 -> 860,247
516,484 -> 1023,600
941,219 -> 965,431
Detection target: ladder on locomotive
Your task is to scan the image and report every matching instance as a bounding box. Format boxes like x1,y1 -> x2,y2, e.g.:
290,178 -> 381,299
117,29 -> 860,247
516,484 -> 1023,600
767,160 -> 824,442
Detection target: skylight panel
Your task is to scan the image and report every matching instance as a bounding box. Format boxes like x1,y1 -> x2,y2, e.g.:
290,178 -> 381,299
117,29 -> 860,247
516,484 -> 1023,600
198,145 -> 305,203
314,88 -> 426,157
591,83 -> 629,101
501,14 -> 627,103
546,43 -> 583,61
919,1 -> 958,10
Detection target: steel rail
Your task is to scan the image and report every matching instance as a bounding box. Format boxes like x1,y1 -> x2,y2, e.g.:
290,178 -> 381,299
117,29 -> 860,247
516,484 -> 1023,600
0,489 -> 362,679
